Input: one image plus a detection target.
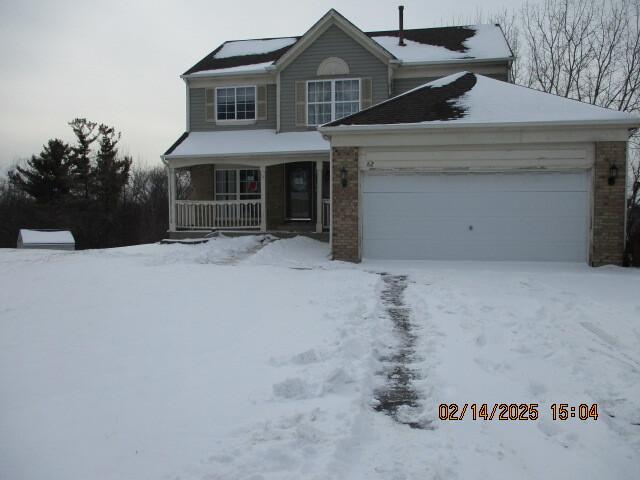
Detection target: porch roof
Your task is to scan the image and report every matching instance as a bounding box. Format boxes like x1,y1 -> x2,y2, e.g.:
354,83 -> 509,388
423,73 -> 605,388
163,130 -> 329,159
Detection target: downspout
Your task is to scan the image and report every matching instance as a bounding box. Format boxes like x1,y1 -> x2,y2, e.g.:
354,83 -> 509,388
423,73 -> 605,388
184,78 -> 191,131
327,137 -> 333,256
276,71 -> 281,133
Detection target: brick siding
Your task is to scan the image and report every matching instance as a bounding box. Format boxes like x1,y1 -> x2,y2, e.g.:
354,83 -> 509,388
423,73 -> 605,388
591,141 -> 627,266
331,147 -> 360,262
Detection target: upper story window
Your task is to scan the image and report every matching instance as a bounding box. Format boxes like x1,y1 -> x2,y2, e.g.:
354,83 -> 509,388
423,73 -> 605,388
307,79 -> 360,126
215,86 -> 256,121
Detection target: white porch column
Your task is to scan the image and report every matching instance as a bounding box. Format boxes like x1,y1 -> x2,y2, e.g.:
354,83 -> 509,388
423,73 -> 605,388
315,160 -> 323,233
260,165 -> 267,232
168,165 -> 176,232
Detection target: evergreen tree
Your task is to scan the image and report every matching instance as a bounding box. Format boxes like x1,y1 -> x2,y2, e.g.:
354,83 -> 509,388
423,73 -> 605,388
8,139 -> 72,203
94,124 -> 132,210
68,118 -> 98,199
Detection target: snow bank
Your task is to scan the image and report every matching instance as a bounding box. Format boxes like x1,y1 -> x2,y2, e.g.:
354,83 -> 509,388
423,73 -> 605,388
244,236 -> 333,268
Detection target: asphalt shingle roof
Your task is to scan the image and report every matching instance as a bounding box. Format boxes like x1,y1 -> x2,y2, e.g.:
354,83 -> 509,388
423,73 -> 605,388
324,72 -> 476,126
183,25 -> 507,75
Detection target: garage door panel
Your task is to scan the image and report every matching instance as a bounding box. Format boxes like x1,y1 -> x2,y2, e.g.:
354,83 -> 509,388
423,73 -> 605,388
363,172 -> 589,193
365,215 -> 588,240
364,238 -> 586,261
364,191 -> 587,218
362,172 -> 589,262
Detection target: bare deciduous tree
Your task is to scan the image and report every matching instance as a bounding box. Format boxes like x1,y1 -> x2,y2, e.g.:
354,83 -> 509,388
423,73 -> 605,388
521,0 -> 640,113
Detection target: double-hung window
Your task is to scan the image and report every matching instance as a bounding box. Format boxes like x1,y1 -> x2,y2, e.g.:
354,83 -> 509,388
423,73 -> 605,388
307,79 -> 360,126
215,168 -> 261,201
216,86 -> 256,121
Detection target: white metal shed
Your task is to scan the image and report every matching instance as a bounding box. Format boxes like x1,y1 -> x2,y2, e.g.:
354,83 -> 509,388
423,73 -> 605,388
17,229 -> 75,251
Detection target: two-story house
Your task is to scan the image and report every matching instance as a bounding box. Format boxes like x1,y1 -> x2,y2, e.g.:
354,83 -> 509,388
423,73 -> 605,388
163,8 -> 639,265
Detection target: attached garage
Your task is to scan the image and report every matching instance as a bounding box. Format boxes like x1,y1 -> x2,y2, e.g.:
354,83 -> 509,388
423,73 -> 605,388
320,73 -> 639,265
362,171 -> 589,261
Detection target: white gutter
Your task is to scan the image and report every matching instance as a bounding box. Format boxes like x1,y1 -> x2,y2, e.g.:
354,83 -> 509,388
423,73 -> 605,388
397,56 -> 514,67
164,149 -> 330,160
180,67 -> 273,80
319,118 -> 640,135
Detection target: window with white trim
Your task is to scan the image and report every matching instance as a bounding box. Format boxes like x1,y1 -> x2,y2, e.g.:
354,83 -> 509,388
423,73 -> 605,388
215,168 -> 261,200
307,79 -> 360,126
216,86 -> 256,121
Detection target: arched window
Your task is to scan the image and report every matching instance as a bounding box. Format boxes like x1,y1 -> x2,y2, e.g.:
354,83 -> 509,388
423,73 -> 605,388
316,57 -> 350,76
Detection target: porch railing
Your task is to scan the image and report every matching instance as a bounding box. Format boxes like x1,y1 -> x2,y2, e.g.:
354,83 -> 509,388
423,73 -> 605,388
176,200 -> 261,229
322,199 -> 330,230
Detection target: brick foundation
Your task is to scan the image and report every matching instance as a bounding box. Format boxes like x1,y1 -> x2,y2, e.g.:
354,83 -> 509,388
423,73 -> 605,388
591,141 -> 627,266
331,147 -> 360,262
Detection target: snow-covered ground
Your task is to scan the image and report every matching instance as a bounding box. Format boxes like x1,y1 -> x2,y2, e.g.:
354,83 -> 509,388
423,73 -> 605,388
0,236 -> 638,480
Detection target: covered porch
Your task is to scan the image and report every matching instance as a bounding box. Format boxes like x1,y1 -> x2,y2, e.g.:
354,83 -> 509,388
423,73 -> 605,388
163,130 -> 331,237
167,157 -> 330,234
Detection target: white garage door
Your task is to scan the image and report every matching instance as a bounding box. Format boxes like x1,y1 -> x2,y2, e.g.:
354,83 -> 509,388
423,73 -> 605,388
362,172 -> 590,261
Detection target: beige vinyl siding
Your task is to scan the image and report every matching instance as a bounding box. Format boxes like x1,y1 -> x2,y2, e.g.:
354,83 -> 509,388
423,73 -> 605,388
189,84 -> 277,131
280,25 -> 388,131
393,73 -> 509,96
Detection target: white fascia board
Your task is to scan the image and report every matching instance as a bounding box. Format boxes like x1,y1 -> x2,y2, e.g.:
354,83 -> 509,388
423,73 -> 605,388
181,68 -> 274,80
164,149 -> 329,161
319,118 -> 640,135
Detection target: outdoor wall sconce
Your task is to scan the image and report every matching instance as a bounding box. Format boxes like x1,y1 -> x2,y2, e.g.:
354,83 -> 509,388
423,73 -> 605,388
608,163 -> 618,186
340,167 -> 348,188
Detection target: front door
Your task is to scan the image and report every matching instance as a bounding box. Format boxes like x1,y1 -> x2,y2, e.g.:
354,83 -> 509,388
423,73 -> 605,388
286,163 -> 313,220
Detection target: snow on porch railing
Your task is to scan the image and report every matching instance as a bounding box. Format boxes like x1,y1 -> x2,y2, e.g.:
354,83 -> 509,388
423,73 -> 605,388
175,200 -> 261,229
322,199 -> 330,230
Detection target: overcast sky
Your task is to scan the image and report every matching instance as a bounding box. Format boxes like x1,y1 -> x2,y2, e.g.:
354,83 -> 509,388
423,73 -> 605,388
0,0 -> 520,171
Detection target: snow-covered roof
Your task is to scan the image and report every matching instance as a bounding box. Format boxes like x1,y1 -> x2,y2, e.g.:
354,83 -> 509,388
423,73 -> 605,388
164,130 -> 329,158
183,21 -> 512,76
322,72 -> 640,129
19,229 -> 75,244
369,24 -> 512,63
187,62 -> 275,77
213,38 -> 298,59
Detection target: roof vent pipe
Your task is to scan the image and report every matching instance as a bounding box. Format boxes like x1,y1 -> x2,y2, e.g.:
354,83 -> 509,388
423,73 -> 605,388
398,6 -> 406,46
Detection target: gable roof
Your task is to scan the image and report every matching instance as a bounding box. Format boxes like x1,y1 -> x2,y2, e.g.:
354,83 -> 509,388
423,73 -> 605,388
320,72 -> 640,130
182,13 -> 513,77
272,9 -> 394,71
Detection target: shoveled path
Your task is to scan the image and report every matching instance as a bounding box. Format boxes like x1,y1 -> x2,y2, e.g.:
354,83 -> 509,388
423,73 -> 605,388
373,274 -> 430,429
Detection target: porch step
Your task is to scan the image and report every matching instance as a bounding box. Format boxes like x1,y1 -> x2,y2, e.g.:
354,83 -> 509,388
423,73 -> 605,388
165,229 -> 329,243
160,238 -> 210,245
